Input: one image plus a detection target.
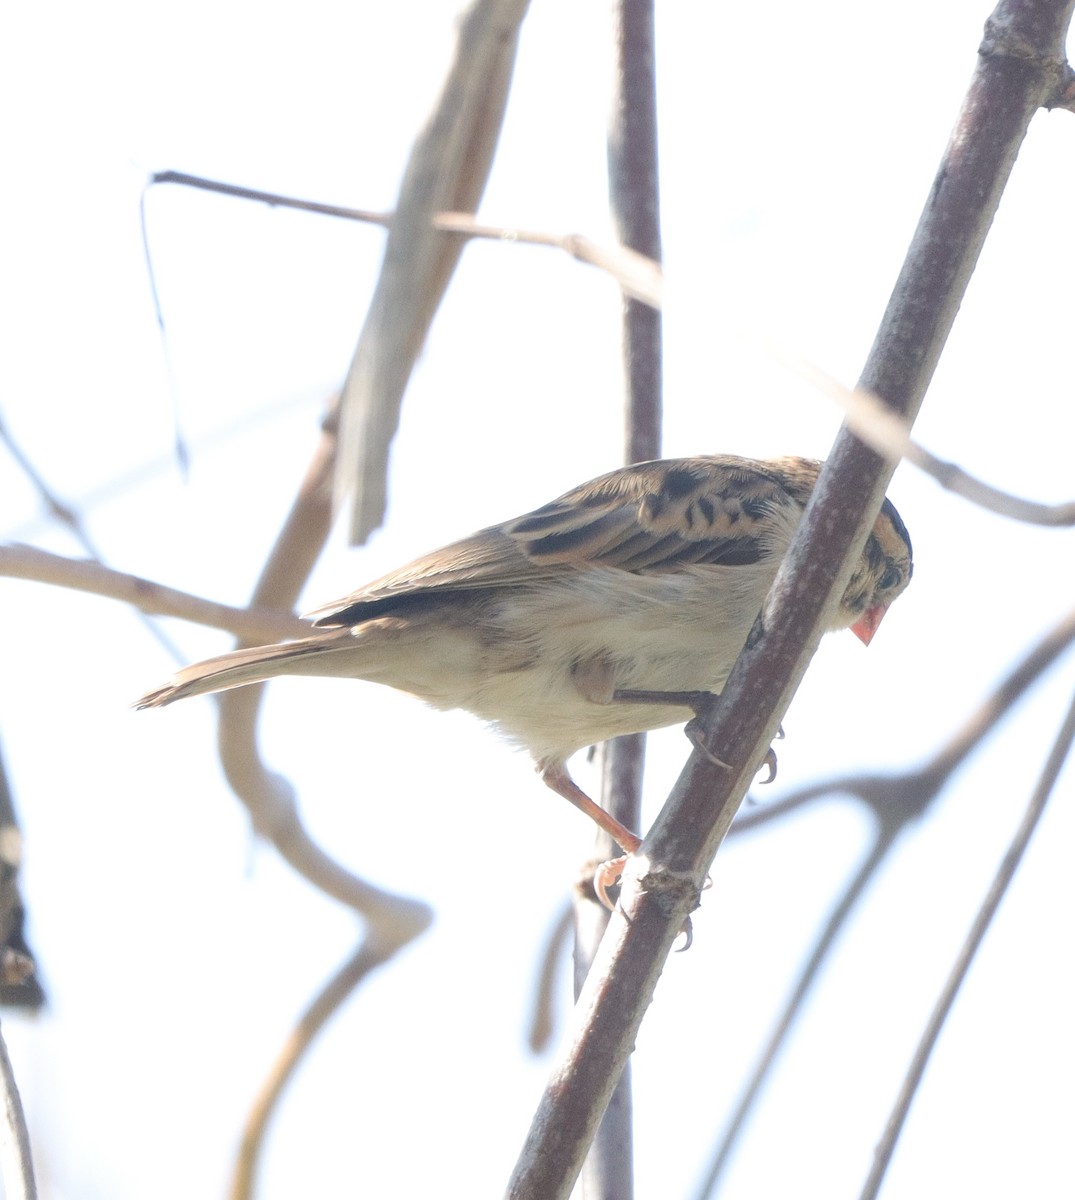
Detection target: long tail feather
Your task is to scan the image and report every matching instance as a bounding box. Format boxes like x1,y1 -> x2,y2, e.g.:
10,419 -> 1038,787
134,632 -> 357,708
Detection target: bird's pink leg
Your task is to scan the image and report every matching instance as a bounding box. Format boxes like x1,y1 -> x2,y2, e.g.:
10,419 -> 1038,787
539,762 -> 641,910
539,762 -> 642,854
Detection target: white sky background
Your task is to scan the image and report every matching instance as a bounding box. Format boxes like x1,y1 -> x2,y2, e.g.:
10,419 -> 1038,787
2,1 -> 1074,1197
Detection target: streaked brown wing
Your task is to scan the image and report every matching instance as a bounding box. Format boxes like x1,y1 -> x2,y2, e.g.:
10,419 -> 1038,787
308,455 -> 820,626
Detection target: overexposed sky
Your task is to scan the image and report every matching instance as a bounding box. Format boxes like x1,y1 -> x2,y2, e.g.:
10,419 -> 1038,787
2,2 -> 1074,1197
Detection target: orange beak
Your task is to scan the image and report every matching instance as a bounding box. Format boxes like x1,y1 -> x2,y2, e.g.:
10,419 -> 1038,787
851,604 -> 887,646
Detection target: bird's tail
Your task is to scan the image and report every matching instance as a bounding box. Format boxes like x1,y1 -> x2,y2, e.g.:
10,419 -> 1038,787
134,631 -> 360,708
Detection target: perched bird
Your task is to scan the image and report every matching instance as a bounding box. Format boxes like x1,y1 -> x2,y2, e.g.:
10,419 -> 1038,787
137,455 -> 912,871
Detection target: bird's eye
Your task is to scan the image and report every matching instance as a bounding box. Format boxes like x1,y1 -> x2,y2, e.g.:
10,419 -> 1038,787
879,565 -> 902,591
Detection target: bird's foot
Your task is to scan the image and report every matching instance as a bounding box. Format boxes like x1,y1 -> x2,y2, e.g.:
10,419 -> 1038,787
613,689 -> 732,768
590,854 -> 699,951
594,855 -> 627,910
758,744 -> 778,784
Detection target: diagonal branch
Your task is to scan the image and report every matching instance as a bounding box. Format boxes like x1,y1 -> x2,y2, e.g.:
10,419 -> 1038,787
505,2 -> 1075,1195
791,362 -> 1075,526
859,682 -> 1075,1200
697,600 -> 1075,1194
334,0 -> 532,544
0,544 -> 311,644
147,175 -> 664,308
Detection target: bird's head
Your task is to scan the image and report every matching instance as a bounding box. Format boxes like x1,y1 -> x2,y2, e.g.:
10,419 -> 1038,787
838,497 -> 913,644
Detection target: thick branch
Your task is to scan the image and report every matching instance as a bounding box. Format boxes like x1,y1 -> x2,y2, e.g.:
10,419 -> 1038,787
506,2 -> 1074,1195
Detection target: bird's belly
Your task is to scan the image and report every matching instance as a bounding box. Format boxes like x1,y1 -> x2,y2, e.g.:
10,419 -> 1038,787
459,569 -> 765,760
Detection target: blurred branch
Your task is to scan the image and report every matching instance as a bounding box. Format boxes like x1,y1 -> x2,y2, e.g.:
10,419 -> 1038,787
734,601 -> 1075,837
527,902 -> 573,1053
0,753 -> 35,1191
150,174 -> 663,307
0,544 -> 311,644
0,1017 -> 35,1200
695,827 -> 899,1200
0,745 -> 43,1012
785,356 -> 1075,526
0,410 -> 82,532
434,213 -> 663,308
335,0 -> 531,543
149,170 -> 390,226
229,934 -> 410,1200
212,420 -> 432,1199
0,410 -> 186,659
507,1 -> 1075,1195
570,5 -> 663,1196
698,601 -> 1075,1195
861,682 -> 1075,1199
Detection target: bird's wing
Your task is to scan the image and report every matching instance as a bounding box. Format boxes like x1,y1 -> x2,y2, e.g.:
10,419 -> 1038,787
308,455 -> 820,626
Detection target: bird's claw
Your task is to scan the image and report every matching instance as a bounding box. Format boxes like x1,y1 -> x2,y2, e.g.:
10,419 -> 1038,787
592,857 -> 704,951
758,745 -> 778,784
594,855 -> 627,910
685,718 -> 733,769
684,696 -> 732,769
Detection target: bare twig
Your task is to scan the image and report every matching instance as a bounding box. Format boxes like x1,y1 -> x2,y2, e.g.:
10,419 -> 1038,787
695,827 -> 901,1200
149,170 -> 390,226
860,683 -> 1075,1200
506,2 -> 1074,1194
0,544 -> 311,644
213,421 -> 432,1199
526,903 -> 573,1053
0,411 -> 81,532
784,357 -> 1075,526
0,412 -> 187,659
698,601 -> 1075,1194
434,213 -> 663,308
732,600 -> 1075,839
149,177 -> 663,304
229,934 -> 410,1200
0,1018 -> 35,1200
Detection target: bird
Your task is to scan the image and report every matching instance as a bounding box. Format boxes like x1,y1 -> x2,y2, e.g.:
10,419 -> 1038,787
136,454 -> 912,886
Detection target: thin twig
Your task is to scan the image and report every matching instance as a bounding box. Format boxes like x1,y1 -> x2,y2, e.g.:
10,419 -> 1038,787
146,178 -> 663,310
434,213 -> 663,308
229,934 -> 411,1200
695,581 -> 1075,1193
695,824 -> 902,1200
150,170 -> 390,226
0,412 -> 187,659
783,356 -> 1075,526
860,683 -> 1075,1200
0,1018 -> 35,1200
733,601 -> 1075,838
527,903 -> 573,1053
